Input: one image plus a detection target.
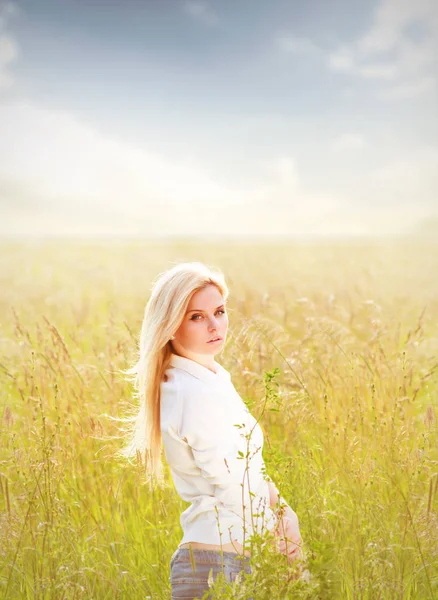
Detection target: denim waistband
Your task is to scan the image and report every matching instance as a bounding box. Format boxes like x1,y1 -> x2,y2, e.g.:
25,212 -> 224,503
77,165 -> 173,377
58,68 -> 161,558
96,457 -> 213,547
172,547 -> 251,563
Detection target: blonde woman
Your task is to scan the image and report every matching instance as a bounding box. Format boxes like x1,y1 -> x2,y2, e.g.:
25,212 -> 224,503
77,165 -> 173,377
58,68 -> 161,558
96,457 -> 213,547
119,261 -> 303,599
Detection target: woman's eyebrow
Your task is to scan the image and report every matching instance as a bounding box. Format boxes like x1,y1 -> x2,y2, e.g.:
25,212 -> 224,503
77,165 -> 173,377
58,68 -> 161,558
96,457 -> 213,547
187,304 -> 225,313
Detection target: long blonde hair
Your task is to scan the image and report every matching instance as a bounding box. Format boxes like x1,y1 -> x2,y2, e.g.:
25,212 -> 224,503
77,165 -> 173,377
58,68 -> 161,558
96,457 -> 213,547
116,261 -> 229,486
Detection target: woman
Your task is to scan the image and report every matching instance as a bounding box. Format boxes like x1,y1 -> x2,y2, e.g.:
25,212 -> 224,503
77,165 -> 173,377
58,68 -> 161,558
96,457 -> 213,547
120,261 -> 303,599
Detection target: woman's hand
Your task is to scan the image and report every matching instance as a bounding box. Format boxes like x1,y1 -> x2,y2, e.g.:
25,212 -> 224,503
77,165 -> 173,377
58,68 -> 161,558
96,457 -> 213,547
265,483 -> 304,564
273,510 -> 303,563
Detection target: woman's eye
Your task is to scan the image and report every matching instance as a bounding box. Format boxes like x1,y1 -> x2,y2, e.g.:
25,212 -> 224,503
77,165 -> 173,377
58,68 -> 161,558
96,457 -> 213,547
190,309 -> 226,321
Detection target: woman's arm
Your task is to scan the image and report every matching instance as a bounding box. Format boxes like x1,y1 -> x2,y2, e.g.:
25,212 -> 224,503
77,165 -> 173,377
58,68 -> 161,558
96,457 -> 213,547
267,480 -> 303,562
267,480 -> 296,520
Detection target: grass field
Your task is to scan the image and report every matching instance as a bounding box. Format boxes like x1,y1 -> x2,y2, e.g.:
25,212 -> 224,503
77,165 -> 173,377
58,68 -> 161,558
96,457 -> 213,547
0,238 -> 437,599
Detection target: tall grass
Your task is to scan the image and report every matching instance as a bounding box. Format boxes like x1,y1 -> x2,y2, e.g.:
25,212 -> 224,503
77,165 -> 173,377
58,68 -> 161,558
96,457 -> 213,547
0,238 -> 437,599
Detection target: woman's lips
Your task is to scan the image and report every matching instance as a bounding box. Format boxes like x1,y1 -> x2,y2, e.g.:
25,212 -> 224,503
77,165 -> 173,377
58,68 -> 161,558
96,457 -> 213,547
207,337 -> 222,343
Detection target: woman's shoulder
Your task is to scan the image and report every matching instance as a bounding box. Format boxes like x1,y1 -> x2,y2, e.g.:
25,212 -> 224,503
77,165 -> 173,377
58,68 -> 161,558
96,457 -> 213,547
161,364 -> 206,399
161,367 -> 225,434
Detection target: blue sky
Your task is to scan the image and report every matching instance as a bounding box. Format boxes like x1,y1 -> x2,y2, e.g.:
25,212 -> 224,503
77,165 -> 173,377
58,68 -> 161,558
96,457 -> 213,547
0,0 -> 437,237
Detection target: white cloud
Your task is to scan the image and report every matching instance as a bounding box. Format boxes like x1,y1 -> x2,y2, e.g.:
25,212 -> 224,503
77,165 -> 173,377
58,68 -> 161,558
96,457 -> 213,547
0,2 -> 19,89
328,0 -> 438,98
356,0 -> 437,56
0,34 -> 17,87
279,1 -> 437,98
328,46 -> 355,72
0,102 -> 241,210
331,133 -> 366,152
368,146 -> 438,210
0,102 -> 319,237
184,1 -> 218,26
376,75 -> 437,99
0,1 -> 18,29
358,63 -> 399,80
276,35 -> 320,56
328,49 -> 399,80
264,156 -> 300,189
1,102 -> 435,238
0,101 -> 380,238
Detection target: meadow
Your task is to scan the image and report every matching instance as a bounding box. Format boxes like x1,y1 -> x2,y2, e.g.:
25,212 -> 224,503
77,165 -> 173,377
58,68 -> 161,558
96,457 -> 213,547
0,238 -> 437,599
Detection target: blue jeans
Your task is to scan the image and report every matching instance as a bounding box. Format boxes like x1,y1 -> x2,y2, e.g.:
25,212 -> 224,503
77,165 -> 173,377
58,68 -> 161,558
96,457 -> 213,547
170,547 -> 254,599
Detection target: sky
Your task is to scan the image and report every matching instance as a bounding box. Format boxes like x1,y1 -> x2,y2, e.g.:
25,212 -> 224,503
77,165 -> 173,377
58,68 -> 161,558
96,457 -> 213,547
0,0 -> 437,238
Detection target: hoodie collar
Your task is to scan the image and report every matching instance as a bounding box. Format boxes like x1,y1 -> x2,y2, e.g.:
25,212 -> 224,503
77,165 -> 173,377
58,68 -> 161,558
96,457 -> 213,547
169,352 -> 231,385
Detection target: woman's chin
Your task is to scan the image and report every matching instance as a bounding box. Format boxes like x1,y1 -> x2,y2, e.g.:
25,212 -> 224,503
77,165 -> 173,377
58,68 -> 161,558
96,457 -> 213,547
204,341 -> 224,353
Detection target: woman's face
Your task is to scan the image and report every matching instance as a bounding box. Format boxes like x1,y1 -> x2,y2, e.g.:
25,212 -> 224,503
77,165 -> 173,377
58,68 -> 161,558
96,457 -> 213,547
172,284 -> 228,359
